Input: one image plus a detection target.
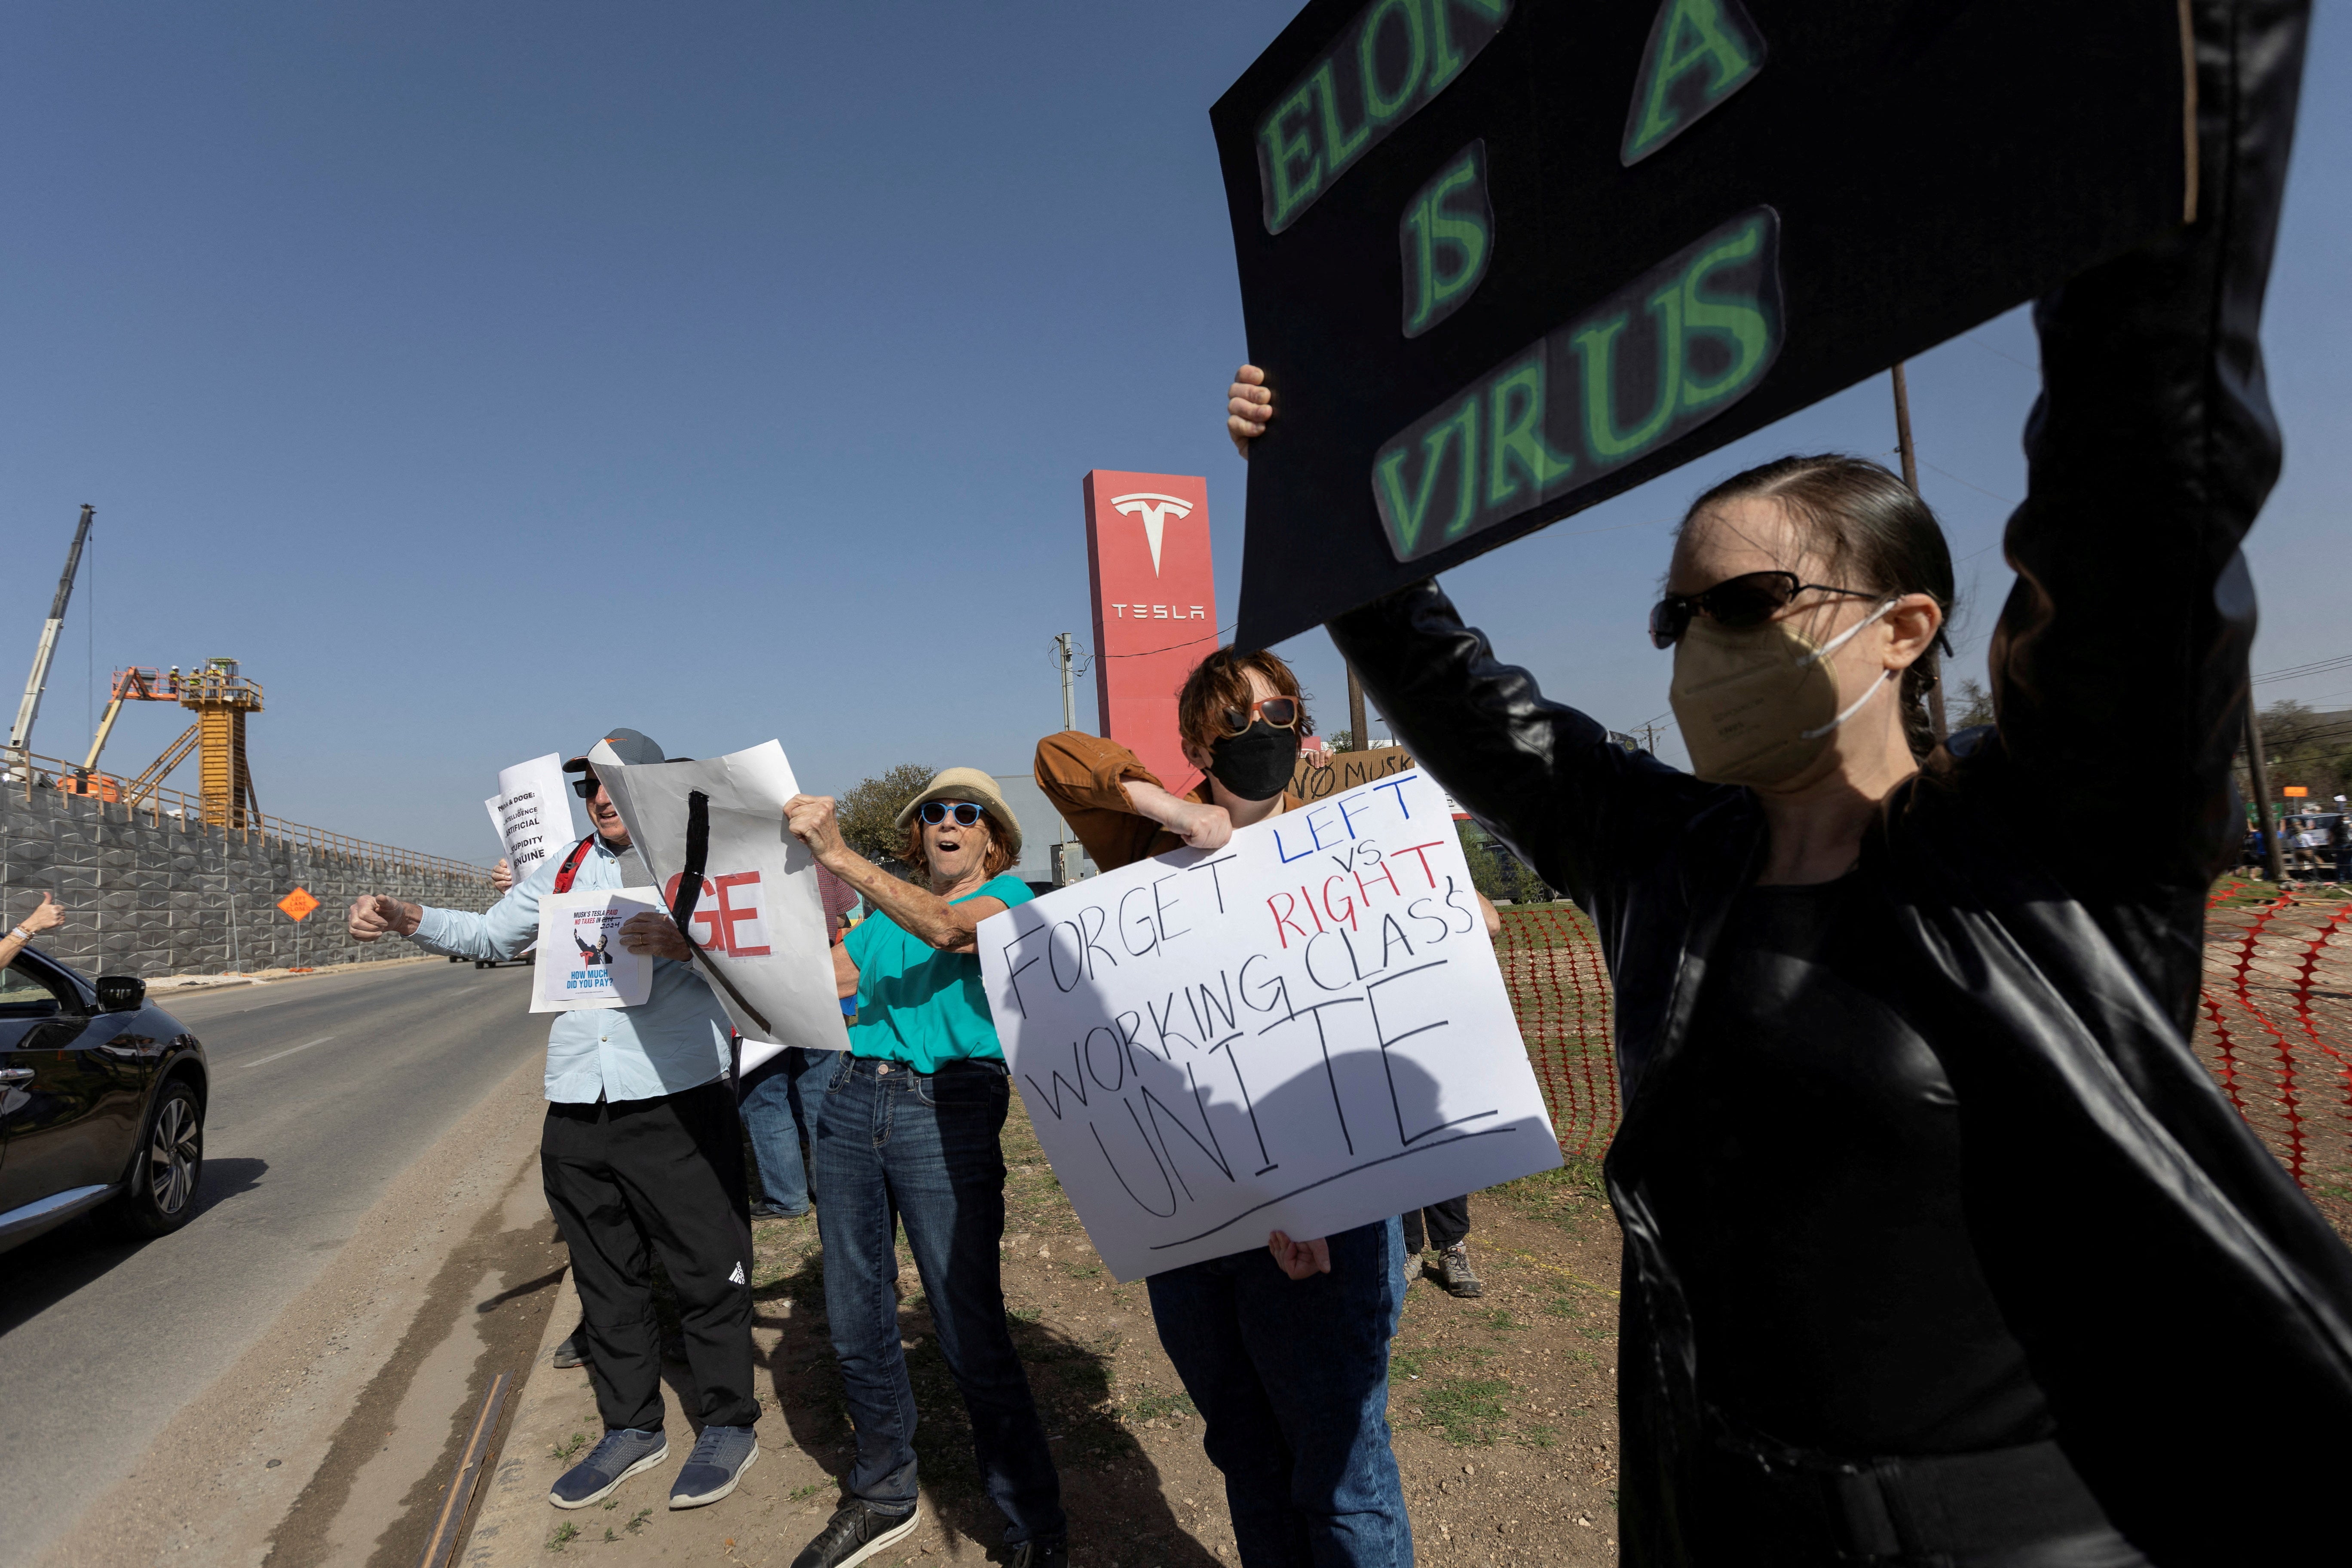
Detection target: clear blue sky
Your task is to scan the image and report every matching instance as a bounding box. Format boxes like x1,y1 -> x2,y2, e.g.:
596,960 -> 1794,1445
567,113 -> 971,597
4,4 -> 2346,861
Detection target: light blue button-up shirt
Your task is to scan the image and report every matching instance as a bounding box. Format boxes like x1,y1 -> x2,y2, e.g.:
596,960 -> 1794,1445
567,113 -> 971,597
409,836 -> 732,1103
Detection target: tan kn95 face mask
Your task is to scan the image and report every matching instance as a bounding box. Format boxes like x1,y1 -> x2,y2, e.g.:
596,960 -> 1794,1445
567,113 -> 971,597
1668,598 -> 1897,787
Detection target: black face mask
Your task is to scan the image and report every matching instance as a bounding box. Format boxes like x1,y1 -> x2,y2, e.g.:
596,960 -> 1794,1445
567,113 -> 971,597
1207,720 -> 1295,802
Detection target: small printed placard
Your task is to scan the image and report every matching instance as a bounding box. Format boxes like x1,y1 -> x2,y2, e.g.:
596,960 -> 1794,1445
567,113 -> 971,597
531,887 -> 662,1013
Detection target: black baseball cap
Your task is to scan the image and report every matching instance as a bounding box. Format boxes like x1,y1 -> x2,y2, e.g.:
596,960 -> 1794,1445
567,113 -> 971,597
563,728 -> 665,772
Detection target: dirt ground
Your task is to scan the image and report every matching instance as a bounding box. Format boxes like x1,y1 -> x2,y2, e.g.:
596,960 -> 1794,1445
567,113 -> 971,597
500,1101 -> 1625,1567
490,884 -> 2352,1565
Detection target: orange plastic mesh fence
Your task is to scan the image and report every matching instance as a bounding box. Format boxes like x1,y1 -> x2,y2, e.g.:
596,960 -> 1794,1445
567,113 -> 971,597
2197,885 -> 2352,1194
1503,891 -> 2352,1199
1495,903 -> 1621,1160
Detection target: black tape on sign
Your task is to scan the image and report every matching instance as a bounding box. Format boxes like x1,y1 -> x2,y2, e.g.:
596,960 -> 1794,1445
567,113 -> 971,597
665,789 -> 777,1040
670,790 -> 711,937
1209,0 -> 2192,650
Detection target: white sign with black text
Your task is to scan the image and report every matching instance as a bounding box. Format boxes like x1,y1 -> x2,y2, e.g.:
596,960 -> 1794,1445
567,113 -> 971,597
486,752 -> 579,882
978,769 -> 1559,1281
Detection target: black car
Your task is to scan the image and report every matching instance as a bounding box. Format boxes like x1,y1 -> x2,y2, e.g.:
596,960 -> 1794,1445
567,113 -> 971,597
0,947 -> 207,1254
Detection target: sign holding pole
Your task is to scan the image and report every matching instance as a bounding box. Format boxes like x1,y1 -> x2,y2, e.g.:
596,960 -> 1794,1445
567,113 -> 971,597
1210,0 -> 2193,649
278,886 -> 318,971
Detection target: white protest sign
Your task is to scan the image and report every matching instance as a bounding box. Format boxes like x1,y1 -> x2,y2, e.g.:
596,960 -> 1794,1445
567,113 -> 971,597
597,741 -> 852,1072
532,887 -> 660,1012
485,753 -> 578,881
978,769 -> 1559,1282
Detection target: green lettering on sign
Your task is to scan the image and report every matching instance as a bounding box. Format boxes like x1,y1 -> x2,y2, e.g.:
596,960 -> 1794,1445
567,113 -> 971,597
1574,286 -> 1681,459
1256,0 -> 1513,235
1620,0 -> 1766,166
1369,208 -> 1782,564
1374,396 -> 1479,555
1400,141 -> 1493,339
1259,81 -> 1323,231
1485,357 -> 1575,506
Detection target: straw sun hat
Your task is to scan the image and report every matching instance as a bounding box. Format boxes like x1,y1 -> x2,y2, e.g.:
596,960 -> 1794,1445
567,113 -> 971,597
893,767 -> 1023,861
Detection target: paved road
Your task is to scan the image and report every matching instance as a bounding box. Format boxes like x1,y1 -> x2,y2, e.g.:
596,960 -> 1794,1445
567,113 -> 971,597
0,959 -> 546,1567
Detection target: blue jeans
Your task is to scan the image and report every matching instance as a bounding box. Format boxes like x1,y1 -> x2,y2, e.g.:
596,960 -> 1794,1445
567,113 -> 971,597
740,1047 -> 827,1212
811,1054 -> 1064,1545
1147,1219 -> 1412,1568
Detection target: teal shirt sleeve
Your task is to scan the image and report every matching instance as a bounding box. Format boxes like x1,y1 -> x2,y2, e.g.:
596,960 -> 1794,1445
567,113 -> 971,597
973,873 -> 1035,910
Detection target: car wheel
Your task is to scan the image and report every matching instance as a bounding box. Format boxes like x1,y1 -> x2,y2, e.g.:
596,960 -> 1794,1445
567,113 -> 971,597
112,1079 -> 205,1238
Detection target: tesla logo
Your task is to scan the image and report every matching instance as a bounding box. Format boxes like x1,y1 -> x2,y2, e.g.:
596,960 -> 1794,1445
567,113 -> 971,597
661,870 -> 773,958
1109,491 -> 1195,576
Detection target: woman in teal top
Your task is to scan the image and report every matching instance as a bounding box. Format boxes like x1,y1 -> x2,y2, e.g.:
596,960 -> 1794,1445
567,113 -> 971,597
840,865 -> 1030,1072
781,769 -> 1067,1568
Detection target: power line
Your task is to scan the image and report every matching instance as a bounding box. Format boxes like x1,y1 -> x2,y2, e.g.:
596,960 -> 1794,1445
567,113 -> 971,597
2255,652 -> 2352,684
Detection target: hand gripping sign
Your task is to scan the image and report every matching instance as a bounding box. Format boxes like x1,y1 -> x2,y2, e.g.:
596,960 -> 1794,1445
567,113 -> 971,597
596,741 -> 851,1072
978,768 -> 1560,1281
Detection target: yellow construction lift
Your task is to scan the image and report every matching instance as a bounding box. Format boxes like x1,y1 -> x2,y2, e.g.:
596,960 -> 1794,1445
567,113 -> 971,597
67,658 -> 263,827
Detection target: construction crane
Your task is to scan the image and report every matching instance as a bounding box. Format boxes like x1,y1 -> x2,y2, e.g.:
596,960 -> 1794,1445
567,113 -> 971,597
6,505 -> 94,779
63,660 -> 263,827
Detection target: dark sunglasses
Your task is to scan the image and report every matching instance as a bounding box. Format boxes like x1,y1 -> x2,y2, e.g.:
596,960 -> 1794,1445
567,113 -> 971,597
570,772 -> 599,800
919,801 -> 986,828
1648,571 -> 1879,649
1216,696 -> 1301,736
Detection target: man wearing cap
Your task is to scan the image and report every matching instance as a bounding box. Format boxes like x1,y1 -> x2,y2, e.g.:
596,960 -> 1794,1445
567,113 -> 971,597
776,769 -> 1069,1568
346,728 -> 764,1516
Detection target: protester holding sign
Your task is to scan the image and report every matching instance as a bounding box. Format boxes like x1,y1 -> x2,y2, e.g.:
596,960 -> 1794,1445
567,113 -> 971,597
779,769 -> 1067,1568
1035,649 -> 1423,1568
346,727 -> 764,1517
1225,14 -> 2351,1558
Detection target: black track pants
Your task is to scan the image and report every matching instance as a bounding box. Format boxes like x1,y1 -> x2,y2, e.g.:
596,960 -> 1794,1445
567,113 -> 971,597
1401,1196 -> 1470,1253
541,1080 -> 759,1433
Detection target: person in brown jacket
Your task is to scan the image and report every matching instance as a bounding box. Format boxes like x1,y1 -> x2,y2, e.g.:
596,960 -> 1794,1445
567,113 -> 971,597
1035,648 -> 1418,1568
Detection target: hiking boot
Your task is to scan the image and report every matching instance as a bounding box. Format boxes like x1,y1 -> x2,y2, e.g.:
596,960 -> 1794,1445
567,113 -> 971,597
548,1427 -> 667,1509
669,1424 -> 759,1508
1004,1536 -> 1070,1566
791,1500 -> 922,1568
551,1322 -> 589,1369
1436,1242 -> 1484,1298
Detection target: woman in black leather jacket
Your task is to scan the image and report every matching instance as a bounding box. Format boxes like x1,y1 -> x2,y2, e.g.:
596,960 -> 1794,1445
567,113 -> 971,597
1228,5 -> 2346,1562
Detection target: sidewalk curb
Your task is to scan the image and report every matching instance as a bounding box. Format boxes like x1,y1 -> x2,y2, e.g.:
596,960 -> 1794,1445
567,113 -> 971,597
459,1265 -> 586,1566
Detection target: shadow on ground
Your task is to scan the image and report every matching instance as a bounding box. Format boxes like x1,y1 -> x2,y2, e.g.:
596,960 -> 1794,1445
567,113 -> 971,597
0,1156 -> 270,1333
750,1242 -> 1218,1565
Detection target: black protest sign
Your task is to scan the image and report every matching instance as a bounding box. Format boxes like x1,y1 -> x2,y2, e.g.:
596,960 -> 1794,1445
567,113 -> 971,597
1210,0 -> 2192,650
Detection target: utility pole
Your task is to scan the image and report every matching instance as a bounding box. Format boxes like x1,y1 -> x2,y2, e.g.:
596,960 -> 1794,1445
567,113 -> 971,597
2244,701 -> 2288,882
1051,634 -> 1086,887
1345,662 -> 1369,753
9,505 -> 95,776
1890,365 -> 1949,744
1055,632 -> 1078,732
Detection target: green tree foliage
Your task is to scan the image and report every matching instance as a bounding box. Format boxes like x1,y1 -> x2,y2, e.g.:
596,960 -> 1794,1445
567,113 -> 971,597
1455,820 -> 1512,902
1325,728 -> 1355,753
2254,699 -> 2352,805
837,763 -> 936,863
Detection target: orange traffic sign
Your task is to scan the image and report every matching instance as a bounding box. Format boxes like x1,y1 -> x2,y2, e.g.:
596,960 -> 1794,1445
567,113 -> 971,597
2284,786 -> 2310,798
278,887 -> 320,922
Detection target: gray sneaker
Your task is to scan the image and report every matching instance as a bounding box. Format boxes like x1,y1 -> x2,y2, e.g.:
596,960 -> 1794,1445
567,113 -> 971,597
668,1424 -> 759,1508
1436,1242 -> 1484,1298
549,1427 -> 667,1509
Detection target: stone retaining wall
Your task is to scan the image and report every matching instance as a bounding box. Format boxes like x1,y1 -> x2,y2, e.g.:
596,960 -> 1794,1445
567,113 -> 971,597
0,785 -> 496,978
